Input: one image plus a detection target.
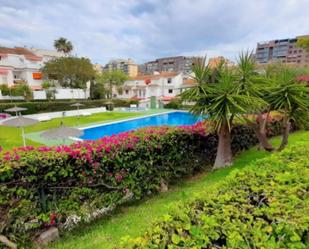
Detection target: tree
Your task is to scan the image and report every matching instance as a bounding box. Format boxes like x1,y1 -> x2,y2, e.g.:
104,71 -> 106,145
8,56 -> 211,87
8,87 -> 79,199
182,59 -> 264,169
42,81 -> 55,101
235,52 -> 275,151
90,81 -> 107,99
96,70 -> 128,100
266,66 -> 309,151
0,84 -> 10,96
296,36 -> 309,52
42,57 -> 95,89
54,37 -> 73,55
11,84 -> 32,100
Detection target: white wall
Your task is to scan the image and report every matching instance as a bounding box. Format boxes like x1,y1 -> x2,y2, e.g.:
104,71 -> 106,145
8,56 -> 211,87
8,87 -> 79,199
33,90 -> 47,100
54,88 -> 89,99
116,73 -> 183,100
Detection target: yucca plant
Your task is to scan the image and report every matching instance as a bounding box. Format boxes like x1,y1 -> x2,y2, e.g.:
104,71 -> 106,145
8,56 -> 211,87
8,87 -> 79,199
267,66 -> 309,150
182,60 -> 264,168
235,51 -> 274,151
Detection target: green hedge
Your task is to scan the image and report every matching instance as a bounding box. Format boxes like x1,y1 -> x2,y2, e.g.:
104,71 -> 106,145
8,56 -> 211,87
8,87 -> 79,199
123,143 -> 309,249
0,123 -> 262,246
0,99 -> 138,115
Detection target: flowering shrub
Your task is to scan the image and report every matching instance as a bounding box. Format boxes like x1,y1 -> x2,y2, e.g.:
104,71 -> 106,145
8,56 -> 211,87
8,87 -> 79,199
0,119 -> 282,245
122,143 -> 309,249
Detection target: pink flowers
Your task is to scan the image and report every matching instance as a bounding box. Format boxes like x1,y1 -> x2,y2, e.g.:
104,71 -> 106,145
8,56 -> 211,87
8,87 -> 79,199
0,122 -> 208,166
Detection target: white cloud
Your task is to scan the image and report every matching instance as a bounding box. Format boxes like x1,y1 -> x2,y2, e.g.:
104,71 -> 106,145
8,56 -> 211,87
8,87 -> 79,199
0,0 -> 308,64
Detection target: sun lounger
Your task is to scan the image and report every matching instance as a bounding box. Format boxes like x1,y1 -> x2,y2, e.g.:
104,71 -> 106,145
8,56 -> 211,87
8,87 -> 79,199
37,115 -> 52,122
81,112 -> 91,116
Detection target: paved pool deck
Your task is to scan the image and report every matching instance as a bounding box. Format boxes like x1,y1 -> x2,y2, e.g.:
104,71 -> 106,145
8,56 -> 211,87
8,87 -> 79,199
25,109 -> 172,146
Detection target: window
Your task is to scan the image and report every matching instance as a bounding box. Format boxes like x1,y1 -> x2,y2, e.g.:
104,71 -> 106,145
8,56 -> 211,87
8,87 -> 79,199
168,89 -> 173,94
167,78 -> 172,84
0,56 -> 2,60
125,90 -> 129,94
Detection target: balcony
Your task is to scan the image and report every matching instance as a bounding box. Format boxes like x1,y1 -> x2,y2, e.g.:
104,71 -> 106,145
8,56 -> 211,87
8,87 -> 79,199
13,79 -> 27,84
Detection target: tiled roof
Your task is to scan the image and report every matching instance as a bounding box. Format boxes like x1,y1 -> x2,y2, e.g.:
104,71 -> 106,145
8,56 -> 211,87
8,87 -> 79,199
183,78 -> 197,85
129,71 -> 178,81
0,47 -> 42,61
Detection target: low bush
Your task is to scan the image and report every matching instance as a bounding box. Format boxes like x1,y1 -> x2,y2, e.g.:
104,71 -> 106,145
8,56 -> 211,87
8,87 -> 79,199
123,143 -> 309,249
0,119 -> 283,246
0,99 -> 138,115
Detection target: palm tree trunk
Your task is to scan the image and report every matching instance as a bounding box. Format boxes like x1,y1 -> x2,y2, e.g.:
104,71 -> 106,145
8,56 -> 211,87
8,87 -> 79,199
278,116 -> 290,151
213,122 -> 232,169
109,81 -> 113,101
255,112 -> 274,151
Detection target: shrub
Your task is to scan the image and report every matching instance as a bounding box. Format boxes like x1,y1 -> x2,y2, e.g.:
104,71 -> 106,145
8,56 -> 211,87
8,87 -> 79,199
0,120 -> 282,245
164,98 -> 183,109
0,99 -> 138,115
122,143 -> 309,249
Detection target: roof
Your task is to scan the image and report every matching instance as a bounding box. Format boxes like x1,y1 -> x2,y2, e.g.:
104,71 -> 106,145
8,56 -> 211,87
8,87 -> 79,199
0,47 -> 42,61
129,72 -> 179,81
183,78 -> 197,85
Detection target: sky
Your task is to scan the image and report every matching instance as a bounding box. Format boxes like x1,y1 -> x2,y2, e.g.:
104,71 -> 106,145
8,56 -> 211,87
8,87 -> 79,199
0,0 -> 308,64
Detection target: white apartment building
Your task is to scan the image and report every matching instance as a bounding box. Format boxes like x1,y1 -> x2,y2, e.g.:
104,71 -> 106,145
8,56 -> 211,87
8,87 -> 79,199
29,47 -> 64,63
116,72 -> 196,106
0,47 -> 45,89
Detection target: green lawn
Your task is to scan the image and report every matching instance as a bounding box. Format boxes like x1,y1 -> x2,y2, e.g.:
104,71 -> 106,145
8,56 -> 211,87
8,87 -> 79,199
0,111 -> 154,150
49,130 -> 309,249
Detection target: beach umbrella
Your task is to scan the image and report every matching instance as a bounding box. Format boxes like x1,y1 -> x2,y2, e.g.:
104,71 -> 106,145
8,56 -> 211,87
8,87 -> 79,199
2,116 -> 38,146
4,106 -> 27,116
70,102 -> 84,125
70,102 -> 84,109
40,122 -> 83,144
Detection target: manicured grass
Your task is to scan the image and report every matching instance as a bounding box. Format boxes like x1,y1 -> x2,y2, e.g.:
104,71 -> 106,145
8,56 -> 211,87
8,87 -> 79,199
0,112 -> 149,150
50,130 -> 309,249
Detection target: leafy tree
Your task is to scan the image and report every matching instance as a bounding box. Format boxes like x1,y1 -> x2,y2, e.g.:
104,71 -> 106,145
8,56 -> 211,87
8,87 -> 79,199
42,81 -> 56,101
90,81 -> 107,99
96,70 -> 128,100
54,37 -> 73,55
0,84 -> 10,96
266,66 -> 309,150
182,60 -> 264,168
296,36 -> 309,52
11,84 -> 32,100
42,57 -> 95,89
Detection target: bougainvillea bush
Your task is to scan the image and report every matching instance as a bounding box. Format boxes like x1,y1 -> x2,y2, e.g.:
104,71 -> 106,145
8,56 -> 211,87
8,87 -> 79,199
0,119 -> 283,245
122,143 -> 309,249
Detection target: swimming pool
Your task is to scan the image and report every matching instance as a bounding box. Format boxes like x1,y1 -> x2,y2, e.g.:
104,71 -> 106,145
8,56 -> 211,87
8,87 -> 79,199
79,111 -> 203,140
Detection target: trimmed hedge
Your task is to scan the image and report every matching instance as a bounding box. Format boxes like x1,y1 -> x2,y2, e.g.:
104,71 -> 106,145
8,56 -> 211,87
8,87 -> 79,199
0,99 -> 138,115
123,143 -> 309,249
0,119 -> 283,246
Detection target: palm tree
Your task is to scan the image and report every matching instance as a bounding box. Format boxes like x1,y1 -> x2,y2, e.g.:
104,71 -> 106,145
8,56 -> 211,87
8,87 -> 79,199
235,51 -> 275,151
182,60 -> 264,168
266,66 -> 309,151
54,37 -> 73,55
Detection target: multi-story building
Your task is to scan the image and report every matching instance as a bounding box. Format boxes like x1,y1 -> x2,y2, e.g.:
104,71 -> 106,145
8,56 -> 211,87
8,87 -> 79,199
208,56 -> 235,68
103,58 -> 138,77
29,47 -> 64,63
0,47 -> 44,89
139,56 -> 201,75
256,35 -> 309,67
115,72 -> 196,107
93,63 -> 103,73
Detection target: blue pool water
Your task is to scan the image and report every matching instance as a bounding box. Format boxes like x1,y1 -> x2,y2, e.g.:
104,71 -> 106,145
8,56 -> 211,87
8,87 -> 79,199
80,111 -> 203,140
